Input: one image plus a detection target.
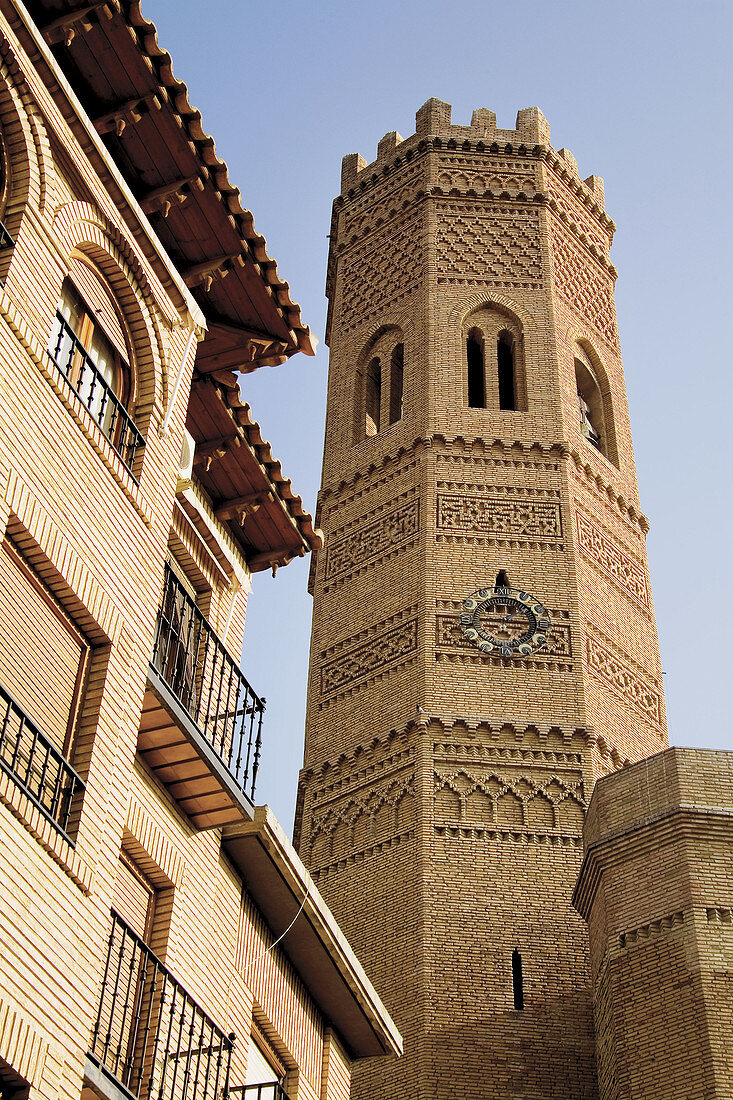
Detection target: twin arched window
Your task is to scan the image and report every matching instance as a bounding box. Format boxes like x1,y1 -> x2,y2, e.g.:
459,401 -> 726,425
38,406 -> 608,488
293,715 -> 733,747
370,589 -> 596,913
466,309 -> 524,411
358,336 -> 404,440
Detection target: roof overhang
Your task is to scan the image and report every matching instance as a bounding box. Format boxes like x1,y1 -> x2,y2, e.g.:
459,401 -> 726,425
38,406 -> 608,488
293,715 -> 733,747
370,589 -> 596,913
222,807 -> 403,1061
27,0 -> 316,365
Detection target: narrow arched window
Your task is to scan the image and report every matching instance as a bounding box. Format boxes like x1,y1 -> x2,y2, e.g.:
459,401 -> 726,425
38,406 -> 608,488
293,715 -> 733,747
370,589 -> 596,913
512,949 -> 524,1010
365,357 -> 381,436
467,329 -> 485,408
575,358 -> 604,454
389,343 -> 404,424
497,332 -> 516,411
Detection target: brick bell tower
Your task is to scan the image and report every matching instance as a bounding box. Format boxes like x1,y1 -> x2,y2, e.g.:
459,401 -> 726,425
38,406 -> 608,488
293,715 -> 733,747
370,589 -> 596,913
294,100 -> 667,1098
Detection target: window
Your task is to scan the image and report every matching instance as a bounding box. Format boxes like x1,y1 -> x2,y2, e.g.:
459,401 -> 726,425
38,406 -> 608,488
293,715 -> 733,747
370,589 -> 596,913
497,331 -> 516,411
389,343 -> 404,424
0,538 -> 87,836
465,307 -> 525,411
355,329 -> 406,441
47,263 -> 144,472
575,358 -> 604,453
512,949 -> 524,1010
467,328 -> 485,408
365,357 -> 381,436
113,853 -> 156,941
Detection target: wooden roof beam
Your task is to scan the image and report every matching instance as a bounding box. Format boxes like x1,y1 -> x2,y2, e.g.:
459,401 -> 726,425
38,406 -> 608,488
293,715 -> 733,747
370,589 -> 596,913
215,491 -> 274,526
93,95 -> 161,138
247,546 -> 306,576
140,175 -> 202,218
183,254 -> 241,292
42,1 -> 112,44
192,434 -> 240,472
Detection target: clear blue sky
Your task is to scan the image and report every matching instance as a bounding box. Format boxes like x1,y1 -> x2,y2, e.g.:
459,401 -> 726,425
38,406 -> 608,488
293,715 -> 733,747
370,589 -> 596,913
144,0 -> 733,832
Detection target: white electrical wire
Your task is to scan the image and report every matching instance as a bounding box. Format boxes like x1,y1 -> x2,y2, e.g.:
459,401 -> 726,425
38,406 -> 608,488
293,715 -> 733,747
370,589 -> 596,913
240,886 -> 311,976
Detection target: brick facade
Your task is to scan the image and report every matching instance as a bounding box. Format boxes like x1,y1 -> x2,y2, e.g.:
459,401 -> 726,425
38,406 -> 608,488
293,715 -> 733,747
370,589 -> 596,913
0,8 -> 399,1100
574,748 -> 733,1099
297,100 -> 668,1098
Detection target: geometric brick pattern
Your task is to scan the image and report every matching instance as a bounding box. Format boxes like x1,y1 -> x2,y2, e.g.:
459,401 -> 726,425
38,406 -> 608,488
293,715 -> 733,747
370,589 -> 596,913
437,493 -> 562,539
340,210 -> 423,330
437,205 -> 542,285
576,510 -> 650,607
551,220 -> 619,349
326,499 -> 419,580
586,634 -> 662,725
320,619 -> 418,696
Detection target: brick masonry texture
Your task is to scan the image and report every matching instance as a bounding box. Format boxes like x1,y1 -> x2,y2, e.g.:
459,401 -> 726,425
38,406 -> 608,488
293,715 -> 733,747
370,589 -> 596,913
297,99 -> 675,1099
0,11 -> 395,1100
574,748 -> 733,1099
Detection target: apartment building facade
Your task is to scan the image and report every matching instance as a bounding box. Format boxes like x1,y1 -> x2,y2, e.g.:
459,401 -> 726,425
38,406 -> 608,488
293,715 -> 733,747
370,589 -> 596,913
0,6 -> 401,1100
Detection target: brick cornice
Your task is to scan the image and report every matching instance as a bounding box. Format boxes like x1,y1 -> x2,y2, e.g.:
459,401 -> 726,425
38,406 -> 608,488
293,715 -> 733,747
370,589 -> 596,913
573,804 -> 733,919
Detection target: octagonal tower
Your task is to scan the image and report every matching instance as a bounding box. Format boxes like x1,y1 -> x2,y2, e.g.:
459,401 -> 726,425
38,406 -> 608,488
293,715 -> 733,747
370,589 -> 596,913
295,100 -> 667,1099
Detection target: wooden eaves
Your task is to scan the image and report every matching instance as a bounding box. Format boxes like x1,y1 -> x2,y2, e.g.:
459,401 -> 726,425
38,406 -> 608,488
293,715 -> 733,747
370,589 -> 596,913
29,0 -> 321,567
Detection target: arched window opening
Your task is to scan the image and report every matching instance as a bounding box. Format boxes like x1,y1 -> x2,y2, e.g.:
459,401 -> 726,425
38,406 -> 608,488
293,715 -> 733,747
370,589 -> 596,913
365,356 -> 381,436
467,329 -> 485,408
512,949 -> 524,1010
497,332 -> 516,411
47,266 -> 142,472
575,358 -> 604,454
389,343 -> 404,424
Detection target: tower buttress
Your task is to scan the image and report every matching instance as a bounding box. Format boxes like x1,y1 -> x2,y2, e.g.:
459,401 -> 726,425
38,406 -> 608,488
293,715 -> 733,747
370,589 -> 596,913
298,101 -> 667,1100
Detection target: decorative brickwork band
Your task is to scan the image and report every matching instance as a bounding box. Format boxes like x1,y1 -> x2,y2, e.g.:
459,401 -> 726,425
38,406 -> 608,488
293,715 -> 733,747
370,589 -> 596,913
339,209 -> 423,329
326,499 -> 419,579
586,635 -> 662,725
576,511 -> 650,608
436,205 -> 542,287
437,493 -> 562,539
436,612 -> 571,658
320,619 -> 418,695
550,221 -> 619,349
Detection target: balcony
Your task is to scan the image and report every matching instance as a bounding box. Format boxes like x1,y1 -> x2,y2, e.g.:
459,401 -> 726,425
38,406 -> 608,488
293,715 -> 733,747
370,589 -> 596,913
137,564 -> 265,828
48,312 -> 145,476
88,912 -> 233,1100
0,683 -> 85,842
230,1086 -> 290,1100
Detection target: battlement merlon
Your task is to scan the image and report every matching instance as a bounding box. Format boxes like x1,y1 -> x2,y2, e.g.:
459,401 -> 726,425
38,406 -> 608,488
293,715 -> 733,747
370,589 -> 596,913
340,98 -> 606,212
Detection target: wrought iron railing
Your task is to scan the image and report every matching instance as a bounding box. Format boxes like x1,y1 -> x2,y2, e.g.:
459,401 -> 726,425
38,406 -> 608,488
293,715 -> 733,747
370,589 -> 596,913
91,912 -> 234,1100
0,682 -> 84,842
48,312 -> 145,475
150,564 -> 265,800
230,1085 -> 290,1100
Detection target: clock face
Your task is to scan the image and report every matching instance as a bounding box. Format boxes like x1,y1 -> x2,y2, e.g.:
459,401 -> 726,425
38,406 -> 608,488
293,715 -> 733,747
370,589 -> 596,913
460,586 -> 550,657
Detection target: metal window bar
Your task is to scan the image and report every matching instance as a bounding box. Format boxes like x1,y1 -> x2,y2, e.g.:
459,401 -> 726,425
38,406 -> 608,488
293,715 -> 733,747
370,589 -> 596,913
91,912 -> 235,1100
0,682 -> 84,842
150,564 -> 265,800
0,219 -> 14,250
48,311 -> 145,475
229,1085 -> 290,1100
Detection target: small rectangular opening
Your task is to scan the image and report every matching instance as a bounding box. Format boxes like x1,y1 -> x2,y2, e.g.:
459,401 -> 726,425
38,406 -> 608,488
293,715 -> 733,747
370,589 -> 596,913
512,948 -> 524,1010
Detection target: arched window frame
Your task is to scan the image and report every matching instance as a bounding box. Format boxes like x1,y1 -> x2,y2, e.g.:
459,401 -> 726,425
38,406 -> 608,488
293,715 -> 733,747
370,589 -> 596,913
47,260 -> 144,474
354,327 -> 406,442
463,305 -> 527,412
364,356 -> 381,436
466,327 -> 485,408
389,342 -> 404,425
573,343 -> 618,467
